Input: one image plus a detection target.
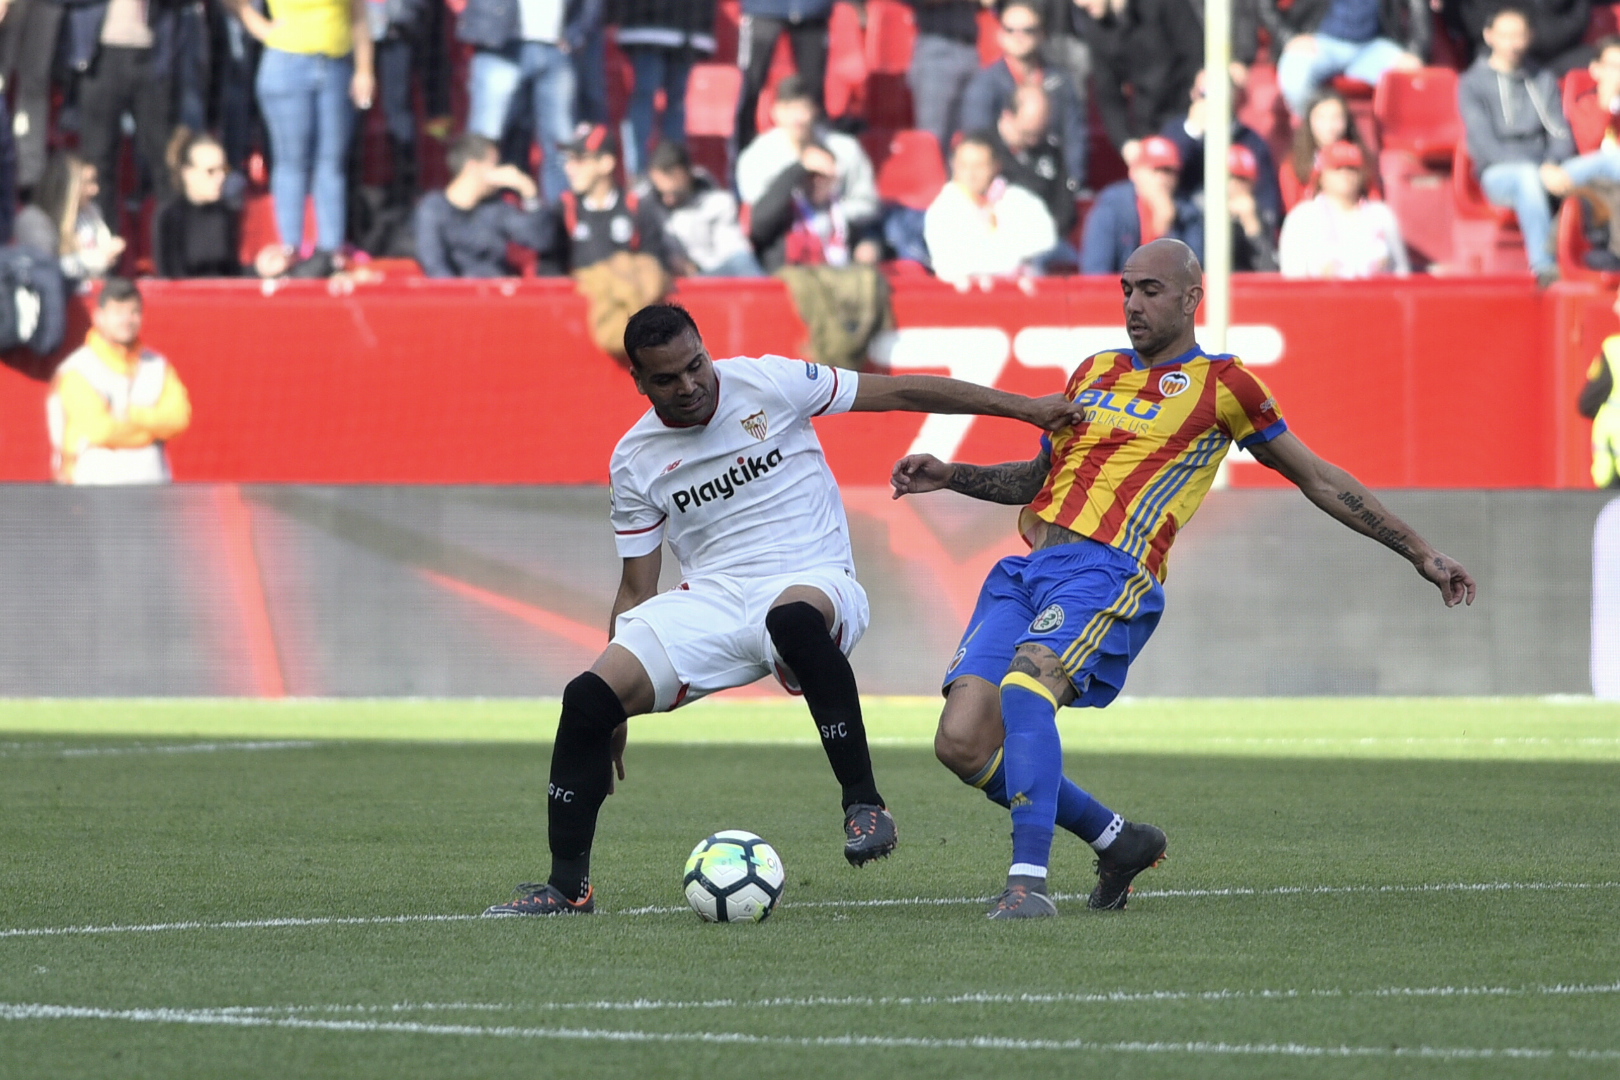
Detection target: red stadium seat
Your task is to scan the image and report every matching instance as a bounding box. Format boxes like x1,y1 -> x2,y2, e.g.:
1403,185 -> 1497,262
1238,61 -> 1291,165
686,63 -> 742,185
1374,68 -> 1460,164
865,0 -> 917,74
713,0 -> 741,65
1450,144 -> 1529,273
1564,67 -> 1597,121
1556,195 -> 1620,284
1586,2 -> 1620,42
1377,148 -> 1454,269
825,0 -> 869,118
868,129 -> 947,210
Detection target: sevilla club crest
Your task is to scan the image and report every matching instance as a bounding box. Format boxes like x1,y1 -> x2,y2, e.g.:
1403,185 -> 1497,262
741,410 -> 769,440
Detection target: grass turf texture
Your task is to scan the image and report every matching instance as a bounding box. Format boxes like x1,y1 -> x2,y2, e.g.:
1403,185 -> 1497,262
0,699 -> 1615,1079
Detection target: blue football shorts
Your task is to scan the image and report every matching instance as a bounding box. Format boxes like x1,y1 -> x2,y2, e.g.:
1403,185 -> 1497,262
942,538 -> 1166,708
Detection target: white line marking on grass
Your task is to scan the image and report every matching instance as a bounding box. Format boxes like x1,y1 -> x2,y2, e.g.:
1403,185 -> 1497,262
5,881 -> 1618,938
2,1002 -> 1616,1061
0,741 -> 321,759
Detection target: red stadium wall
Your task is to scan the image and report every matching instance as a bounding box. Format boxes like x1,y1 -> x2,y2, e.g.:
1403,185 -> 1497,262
0,275 -> 1607,487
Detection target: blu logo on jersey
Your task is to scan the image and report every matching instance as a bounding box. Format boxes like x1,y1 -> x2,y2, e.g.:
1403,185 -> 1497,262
1075,387 -> 1163,421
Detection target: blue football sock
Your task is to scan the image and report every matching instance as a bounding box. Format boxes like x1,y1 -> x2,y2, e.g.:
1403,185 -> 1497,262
1000,673 -> 1062,874
1056,777 -> 1123,849
963,747 -> 1010,807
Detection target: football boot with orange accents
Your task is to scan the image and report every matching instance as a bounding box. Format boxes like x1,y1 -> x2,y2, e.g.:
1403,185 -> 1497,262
843,803 -> 898,866
987,875 -> 1058,919
1088,821 -> 1168,910
482,882 -> 595,916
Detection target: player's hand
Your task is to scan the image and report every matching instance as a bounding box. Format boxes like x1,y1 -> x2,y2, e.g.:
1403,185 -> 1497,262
1418,551 -> 1477,608
608,722 -> 627,793
1023,392 -> 1086,431
890,454 -> 954,499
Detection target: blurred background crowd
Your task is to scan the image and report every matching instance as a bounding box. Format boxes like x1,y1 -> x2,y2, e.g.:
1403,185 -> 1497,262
0,0 -> 1618,292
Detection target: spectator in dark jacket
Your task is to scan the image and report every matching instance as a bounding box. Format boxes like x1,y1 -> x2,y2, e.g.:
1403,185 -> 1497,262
906,0 -> 987,156
988,82 -> 1078,237
67,0 -> 180,233
1450,0 -> 1590,74
458,0 -> 601,203
961,0 -> 1089,186
1460,7 -> 1620,283
1261,0 -> 1428,116
1077,0 -> 1204,160
559,123 -> 656,271
1181,143 -> 1281,271
414,132 -> 554,277
155,131 -> 246,278
737,0 -> 835,148
1161,69 -> 1284,226
1079,134 -> 1196,273
749,139 -> 882,271
639,141 -> 762,275
610,0 -> 717,175
366,0 -> 431,209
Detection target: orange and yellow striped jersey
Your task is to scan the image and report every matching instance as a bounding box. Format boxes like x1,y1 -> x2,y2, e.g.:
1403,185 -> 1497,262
1019,346 -> 1287,580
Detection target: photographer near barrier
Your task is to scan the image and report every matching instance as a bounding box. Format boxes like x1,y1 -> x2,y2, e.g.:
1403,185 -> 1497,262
0,274 -> 1611,696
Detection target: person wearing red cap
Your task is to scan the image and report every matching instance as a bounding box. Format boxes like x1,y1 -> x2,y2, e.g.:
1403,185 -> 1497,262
1078,134 -> 1195,274
1161,69 -> 1284,227
1278,139 -> 1410,277
1218,144 -> 1282,271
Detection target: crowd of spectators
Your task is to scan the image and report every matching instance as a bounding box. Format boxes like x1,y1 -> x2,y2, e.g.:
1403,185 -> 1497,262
1,0 -> 1618,291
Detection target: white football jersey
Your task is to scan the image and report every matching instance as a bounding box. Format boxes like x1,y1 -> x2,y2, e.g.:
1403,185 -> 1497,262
610,356 -> 860,579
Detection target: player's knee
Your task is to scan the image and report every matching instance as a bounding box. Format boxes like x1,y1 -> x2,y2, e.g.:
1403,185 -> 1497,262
934,688 -> 1001,778
560,671 -> 628,738
764,601 -> 829,656
933,723 -> 981,777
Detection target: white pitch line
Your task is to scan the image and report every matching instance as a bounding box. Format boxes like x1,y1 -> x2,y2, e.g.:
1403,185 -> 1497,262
196,981 -> 1620,1017
0,741 -> 321,759
4,880 -> 1617,939
2,1002 -> 1617,1061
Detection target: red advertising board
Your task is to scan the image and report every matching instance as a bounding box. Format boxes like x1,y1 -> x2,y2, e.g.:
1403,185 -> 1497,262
0,274 -> 1606,487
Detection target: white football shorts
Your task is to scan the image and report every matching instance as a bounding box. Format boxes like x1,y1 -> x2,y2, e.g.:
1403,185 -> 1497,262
612,565 -> 870,713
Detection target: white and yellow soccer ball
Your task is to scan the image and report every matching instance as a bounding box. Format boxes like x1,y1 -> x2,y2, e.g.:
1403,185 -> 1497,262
682,830 -> 786,923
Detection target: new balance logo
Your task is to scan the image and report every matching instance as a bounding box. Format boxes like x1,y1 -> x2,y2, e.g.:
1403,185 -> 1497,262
672,449 -> 784,513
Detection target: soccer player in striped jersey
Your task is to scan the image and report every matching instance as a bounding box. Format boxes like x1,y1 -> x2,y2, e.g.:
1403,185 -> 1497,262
891,239 -> 1477,919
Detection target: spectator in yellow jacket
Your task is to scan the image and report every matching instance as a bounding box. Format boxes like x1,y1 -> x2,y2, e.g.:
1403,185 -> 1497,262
49,278 -> 191,484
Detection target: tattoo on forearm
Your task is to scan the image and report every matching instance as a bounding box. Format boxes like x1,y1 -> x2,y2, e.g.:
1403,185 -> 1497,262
1336,490 -> 1417,560
947,453 -> 1050,505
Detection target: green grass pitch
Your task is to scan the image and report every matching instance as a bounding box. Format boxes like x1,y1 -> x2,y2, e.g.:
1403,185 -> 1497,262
1,697 -> 1617,1079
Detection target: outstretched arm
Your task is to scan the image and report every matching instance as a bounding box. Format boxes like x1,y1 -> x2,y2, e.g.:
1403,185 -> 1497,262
852,375 -> 1083,431
890,449 -> 1052,504
1247,431 -> 1476,608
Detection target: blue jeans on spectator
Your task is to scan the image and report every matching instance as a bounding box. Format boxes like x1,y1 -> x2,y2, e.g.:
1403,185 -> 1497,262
468,40 -> 576,203
1484,152 -> 1620,271
701,250 -> 765,276
573,20 -> 607,124
175,1 -> 210,133
375,36 -> 416,147
624,46 -> 692,176
1278,34 -> 1407,115
256,48 -> 355,253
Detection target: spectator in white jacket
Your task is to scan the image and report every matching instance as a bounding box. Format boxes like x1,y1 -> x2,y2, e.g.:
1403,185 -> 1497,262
1278,139 -> 1409,278
639,141 -> 763,276
924,132 -> 1059,287
735,75 -> 879,228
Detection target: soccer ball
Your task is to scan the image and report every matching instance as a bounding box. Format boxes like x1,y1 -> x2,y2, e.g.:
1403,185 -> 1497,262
682,830 -> 786,923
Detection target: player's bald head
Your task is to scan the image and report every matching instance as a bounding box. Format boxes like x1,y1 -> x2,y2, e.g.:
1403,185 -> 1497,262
1123,239 -> 1203,289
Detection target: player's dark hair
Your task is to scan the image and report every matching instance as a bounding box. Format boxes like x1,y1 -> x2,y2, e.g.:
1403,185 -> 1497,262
647,140 -> 692,175
1486,5 -> 1529,29
624,304 -> 701,368
447,132 -> 497,178
99,277 -> 142,307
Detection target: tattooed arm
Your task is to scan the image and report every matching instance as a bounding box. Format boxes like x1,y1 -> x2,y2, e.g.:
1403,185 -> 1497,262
889,449 -> 1052,504
1247,432 -> 1477,608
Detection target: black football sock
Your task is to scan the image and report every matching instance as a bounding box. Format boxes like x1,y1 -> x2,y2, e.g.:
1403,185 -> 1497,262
765,602 -> 883,810
546,671 -> 628,901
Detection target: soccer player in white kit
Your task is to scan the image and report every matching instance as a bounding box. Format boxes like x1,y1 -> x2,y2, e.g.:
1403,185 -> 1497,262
484,304 -> 1085,915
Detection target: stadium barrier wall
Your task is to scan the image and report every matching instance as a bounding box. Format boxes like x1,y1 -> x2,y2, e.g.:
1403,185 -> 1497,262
0,274 -> 1612,488
0,485 -> 1607,698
